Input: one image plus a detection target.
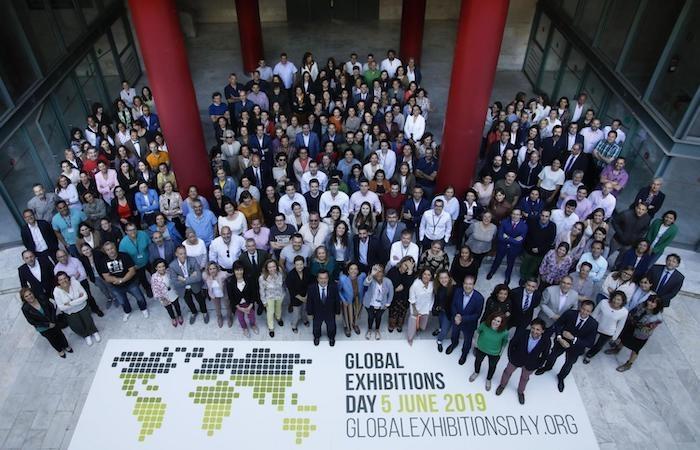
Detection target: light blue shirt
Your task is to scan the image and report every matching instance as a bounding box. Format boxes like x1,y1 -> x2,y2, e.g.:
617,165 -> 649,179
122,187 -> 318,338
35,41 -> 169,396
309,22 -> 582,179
185,210 -> 217,246
527,336 -> 541,353
51,210 -> 87,245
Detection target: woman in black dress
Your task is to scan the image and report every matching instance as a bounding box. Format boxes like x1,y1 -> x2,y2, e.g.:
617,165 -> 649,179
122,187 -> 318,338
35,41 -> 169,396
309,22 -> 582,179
387,256 -> 417,333
286,256 -> 312,333
20,288 -> 72,358
450,245 -> 480,285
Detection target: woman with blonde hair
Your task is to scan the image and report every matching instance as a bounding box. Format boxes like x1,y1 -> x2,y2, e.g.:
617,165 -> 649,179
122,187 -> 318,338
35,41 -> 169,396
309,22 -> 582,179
203,262 -> 232,328
259,258 -> 285,337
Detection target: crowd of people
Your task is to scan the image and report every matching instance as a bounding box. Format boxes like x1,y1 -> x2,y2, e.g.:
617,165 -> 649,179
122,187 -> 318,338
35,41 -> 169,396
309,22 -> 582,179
17,49 -> 686,404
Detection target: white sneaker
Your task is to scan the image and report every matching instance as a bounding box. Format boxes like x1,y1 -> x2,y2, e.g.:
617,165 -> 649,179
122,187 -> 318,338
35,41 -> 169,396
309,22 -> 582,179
85,336 -> 93,346
93,332 -> 101,343
123,313 -> 130,322
142,309 -> 149,318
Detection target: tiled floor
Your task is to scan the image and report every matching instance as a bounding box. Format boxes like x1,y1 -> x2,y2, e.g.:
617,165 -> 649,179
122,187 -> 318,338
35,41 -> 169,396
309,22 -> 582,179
0,242 -> 698,449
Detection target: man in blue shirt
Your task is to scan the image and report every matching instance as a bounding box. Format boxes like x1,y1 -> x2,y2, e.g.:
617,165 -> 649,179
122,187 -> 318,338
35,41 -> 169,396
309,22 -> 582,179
185,200 -> 217,247
208,92 -> 228,125
51,200 -> 86,257
415,147 -> 438,197
118,222 -> 153,298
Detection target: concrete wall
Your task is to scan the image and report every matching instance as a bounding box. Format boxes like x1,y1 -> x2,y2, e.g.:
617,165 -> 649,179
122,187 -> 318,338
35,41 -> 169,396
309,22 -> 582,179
176,0 -> 287,23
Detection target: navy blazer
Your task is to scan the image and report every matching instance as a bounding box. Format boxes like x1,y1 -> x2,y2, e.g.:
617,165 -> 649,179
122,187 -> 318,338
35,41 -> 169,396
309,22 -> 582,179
646,265 -> 684,307
139,113 -> 160,132
351,235 -> 382,268
376,221 -> 407,262
508,287 -> 542,329
540,136 -> 566,166
450,287 -> 485,329
295,132 -> 321,159
243,165 -> 274,188
497,219 -> 528,252
148,240 -> 175,266
401,197 -> 430,230
20,220 -> 59,255
306,282 -> 341,318
552,310 -> 598,355
249,135 -> 274,166
507,326 -> 552,370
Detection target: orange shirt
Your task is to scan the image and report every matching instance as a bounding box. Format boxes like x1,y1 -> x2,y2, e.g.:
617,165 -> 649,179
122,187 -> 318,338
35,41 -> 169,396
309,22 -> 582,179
146,151 -> 170,171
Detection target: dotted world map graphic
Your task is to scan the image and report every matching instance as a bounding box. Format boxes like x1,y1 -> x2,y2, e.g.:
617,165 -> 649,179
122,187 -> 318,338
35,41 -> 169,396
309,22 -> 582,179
113,346 -> 318,444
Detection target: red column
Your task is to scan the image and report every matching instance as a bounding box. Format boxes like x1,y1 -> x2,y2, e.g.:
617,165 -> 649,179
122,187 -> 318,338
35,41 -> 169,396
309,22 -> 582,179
436,0 -> 510,195
235,0 -> 264,74
128,0 -> 212,196
399,0 -> 427,65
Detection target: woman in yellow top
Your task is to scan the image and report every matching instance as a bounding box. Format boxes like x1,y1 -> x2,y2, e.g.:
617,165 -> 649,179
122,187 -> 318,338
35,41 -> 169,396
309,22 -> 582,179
237,191 -> 263,227
156,163 -> 177,193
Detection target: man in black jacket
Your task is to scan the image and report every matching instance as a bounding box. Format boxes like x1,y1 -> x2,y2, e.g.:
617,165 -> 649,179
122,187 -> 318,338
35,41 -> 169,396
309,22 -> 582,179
610,203 -> 650,265
306,270 -> 340,346
352,226 -> 382,273
508,279 -> 542,330
20,209 -> 59,263
539,125 -> 566,166
646,254 -> 685,307
518,210 -> 556,284
535,300 -> 598,392
496,318 -> 551,404
18,250 -> 56,299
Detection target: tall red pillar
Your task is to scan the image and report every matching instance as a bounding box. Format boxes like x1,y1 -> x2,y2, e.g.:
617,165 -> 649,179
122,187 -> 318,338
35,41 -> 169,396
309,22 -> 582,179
399,0 -> 427,65
436,0 -> 509,195
128,0 -> 212,196
235,0 -> 264,74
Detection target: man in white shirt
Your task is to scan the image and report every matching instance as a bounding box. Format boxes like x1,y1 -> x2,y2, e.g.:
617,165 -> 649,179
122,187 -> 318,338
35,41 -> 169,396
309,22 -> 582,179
579,119 -> 604,154
319,180 -> 349,217
603,119 -> 626,145
576,241 -> 608,283
362,53 -> 375,72
550,200 -> 580,235
404,105 -> 426,142
208,226 -> 245,271
301,161 -> 328,194
299,213 -> 330,251
344,52 -> 362,75
389,229 -> 419,268
563,186 -> 592,220
120,80 -> 137,108
380,49 -> 402,78
570,93 -> 587,124
272,53 -> 297,89
376,140 -> 397,179
587,182 -> 617,220
419,199 -> 452,250
278,182 -> 308,216
349,180 -> 382,216
255,59 -> 273,81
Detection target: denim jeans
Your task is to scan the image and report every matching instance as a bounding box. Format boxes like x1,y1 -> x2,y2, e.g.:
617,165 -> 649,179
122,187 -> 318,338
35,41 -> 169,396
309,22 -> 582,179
436,311 -> 452,344
108,280 -> 147,313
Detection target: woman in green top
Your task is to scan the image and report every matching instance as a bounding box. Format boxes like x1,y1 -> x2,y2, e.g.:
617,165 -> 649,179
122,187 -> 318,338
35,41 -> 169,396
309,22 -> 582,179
469,312 -> 509,391
646,210 -> 678,265
309,246 -> 338,280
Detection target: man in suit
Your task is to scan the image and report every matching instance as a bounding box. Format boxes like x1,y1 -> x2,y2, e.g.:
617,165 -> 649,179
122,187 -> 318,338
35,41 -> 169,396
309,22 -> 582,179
376,209 -> 406,264
306,270 -> 341,346
563,123 -> 584,153
401,186 -> 430,232
646,254 -> 684,307
538,276 -> 578,327
138,105 -> 161,140
125,128 -> 148,160
353,82 -> 373,105
508,278 -> 542,330
169,245 -> 208,324
249,124 -> 273,168
630,177 -> 665,218
496,318 -> 551,404
18,250 -> 56,299
294,123 -> 321,159
486,131 -> 515,163
232,89 -> 255,120
569,92 -> 589,125
487,208 -> 528,286
539,125 -> 566,166
535,300 -> 598,392
352,226 -> 382,273
238,238 -> 268,314
148,231 -> 175,266
20,209 -> 59,262
243,154 -> 274,190
561,143 -> 591,181
445,276 -> 485,365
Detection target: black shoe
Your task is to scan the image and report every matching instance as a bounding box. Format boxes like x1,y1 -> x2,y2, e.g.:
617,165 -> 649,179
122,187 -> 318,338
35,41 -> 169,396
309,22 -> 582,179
203,313 -> 210,324
388,328 -> 394,333
518,393 -> 525,404
432,328 -> 440,337
277,319 -> 284,327
292,328 -> 298,334
495,385 -> 504,396
313,338 -> 319,346
95,309 -> 104,317
486,272 -> 494,280
437,343 -> 443,353
458,354 -> 467,365
557,378 -> 565,392
504,277 -> 510,286
257,305 -> 265,316
329,339 -> 335,347
304,321 -> 310,327
269,331 -> 275,338
344,328 -> 351,338
445,344 -> 456,355
397,327 -> 402,333
59,352 -> 66,358
287,305 -> 293,313
65,347 -> 73,353
582,356 -> 591,364
534,368 -> 547,376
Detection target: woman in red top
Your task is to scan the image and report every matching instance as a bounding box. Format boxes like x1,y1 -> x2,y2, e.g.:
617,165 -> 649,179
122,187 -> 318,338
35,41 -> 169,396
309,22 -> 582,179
110,185 -> 138,229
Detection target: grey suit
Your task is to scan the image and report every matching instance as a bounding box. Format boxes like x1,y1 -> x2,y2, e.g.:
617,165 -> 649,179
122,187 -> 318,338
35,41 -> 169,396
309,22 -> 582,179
125,137 -> 148,160
168,257 -> 203,296
149,241 -> 175,266
537,285 -> 578,327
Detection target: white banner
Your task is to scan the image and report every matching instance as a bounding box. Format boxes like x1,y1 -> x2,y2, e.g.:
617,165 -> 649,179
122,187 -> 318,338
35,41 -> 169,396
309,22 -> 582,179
69,339 -> 598,450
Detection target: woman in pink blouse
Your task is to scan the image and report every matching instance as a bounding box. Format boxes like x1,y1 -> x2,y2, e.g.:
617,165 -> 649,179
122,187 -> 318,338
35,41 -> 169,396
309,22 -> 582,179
538,242 -> 573,288
95,160 -> 119,203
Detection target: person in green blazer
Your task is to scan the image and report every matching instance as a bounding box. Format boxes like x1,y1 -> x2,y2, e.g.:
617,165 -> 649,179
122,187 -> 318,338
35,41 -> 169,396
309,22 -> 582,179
646,210 -> 678,265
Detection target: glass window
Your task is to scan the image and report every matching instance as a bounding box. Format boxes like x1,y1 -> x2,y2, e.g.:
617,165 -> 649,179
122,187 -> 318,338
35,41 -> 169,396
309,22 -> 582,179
52,1 -> 85,48
119,46 -> 142,84
615,126 -> 661,210
687,108 -> 700,138
620,0 -> 685,94
55,75 -> 88,131
95,34 -> 122,96
111,17 -> 129,54
577,0 -> 605,42
0,5 -> 40,100
81,0 -> 98,24
582,70 -> 609,113
539,29 -> 566,98
32,103 -> 69,180
557,48 -> 586,99
649,2 -> 700,129
601,94 -> 638,152
75,53 -> 108,113
561,0 -> 578,19
0,192 -> 20,244
596,0 -> 640,63
534,13 -> 551,48
0,129 -> 46,224
11,0 -> 65,72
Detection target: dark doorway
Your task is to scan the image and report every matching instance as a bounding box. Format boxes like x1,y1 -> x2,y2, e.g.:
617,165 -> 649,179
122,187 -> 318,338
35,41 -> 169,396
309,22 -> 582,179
286,0 -> 379,23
